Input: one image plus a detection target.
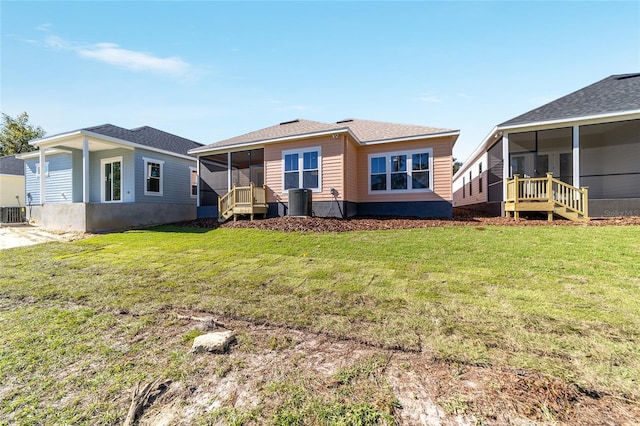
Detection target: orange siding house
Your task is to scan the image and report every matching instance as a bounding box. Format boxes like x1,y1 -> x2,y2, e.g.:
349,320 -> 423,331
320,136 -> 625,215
189,118 -> 459,219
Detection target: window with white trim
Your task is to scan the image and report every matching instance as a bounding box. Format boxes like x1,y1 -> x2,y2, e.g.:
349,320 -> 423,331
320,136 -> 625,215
282,147 -> 321,192
144,157 -> 164,196
35,162 -> 49,177
190,167 -> 197,197
369,149 -> 433,193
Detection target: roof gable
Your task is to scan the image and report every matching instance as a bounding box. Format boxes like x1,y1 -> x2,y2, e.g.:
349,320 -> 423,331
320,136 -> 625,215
500,73 -> 640,127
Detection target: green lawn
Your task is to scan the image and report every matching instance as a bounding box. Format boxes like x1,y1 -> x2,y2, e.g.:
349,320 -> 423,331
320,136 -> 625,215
1,225 -> 639,424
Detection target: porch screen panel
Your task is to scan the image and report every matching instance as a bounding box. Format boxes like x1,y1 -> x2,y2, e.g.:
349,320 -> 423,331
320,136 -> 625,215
487,139 -> 503,203
200,155 -> 228,207
580,119 -> 640,199
537,127 -> 572,183
508,132 -> 536,178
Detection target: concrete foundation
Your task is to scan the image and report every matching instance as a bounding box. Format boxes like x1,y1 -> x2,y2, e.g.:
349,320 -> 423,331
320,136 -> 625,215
28,202 -> 196,233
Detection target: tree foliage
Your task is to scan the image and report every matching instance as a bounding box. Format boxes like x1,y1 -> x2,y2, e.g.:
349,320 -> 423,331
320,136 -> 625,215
452,158 -> 463,175
0,112 -> 46,156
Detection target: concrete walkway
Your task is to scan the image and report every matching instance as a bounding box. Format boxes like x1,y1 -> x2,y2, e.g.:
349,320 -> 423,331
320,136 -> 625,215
0,224 -> 82,250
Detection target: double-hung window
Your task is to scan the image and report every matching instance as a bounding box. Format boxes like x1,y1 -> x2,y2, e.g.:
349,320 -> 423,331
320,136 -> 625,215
282,147 -> 321,192
369,149 -> 432,193
190,167 -> 197,197
144,157 -> 164,196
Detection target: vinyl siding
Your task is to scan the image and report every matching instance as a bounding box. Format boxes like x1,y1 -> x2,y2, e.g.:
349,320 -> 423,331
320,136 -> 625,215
134,149 -> 197,204
453,153 -> 488,207
344,136 -> 358,202
264,136 -> 345,203
89,148 -> 135,203
71,149 -> 84,202
24,153 -> 73,204
356,137 -> 454,203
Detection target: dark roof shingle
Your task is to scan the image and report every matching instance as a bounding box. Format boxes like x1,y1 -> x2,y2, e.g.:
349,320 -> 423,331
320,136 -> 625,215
85,124 -> 203,156
500,73 -> 640,127
0,155 -> 24,176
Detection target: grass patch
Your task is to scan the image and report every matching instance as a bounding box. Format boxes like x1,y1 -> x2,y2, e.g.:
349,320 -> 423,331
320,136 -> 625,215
1,224 -> 639,423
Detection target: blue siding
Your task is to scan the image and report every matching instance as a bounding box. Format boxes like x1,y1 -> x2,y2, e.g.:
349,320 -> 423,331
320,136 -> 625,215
134,150 -> 196,204
72,149 -> 84,202
89,148 -> 135,203
24,153 -> 73,204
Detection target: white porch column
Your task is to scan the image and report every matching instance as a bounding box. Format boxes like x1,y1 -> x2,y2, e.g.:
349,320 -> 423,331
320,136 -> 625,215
502,133 -> 510,202
227,152 -> 232,192
572,125 -> 580,188
39,148 -> 46,204
196,157 -> 201,207
82,137 -> 89,203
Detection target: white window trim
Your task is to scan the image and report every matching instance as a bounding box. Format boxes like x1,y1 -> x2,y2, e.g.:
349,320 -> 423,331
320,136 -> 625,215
35,162 -> 49,177
367,148 -> 434,194
189,166 -> 197,198
100,156 -> 123,203
143,157 -> 164,196
281,146 -> 322,193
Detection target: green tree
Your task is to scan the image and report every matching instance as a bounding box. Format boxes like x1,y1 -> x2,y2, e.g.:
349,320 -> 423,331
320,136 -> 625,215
0,112 -> 46,156
452,158 -> 463,175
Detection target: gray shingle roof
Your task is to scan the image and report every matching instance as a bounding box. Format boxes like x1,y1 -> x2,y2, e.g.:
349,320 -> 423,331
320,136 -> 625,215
0,155 -> 24,176
191,118 -> 457,153
85,124 -> 203,156
500,73 -> 640,127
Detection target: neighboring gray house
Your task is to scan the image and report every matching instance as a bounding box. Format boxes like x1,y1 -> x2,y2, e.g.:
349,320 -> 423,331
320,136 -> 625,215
454,73 -> 640,218
17,124 -> 202,232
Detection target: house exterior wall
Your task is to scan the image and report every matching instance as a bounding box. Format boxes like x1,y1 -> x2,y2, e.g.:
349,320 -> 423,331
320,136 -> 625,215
134,149 -> 197,204
264,135 -> 345,204
0,175 -> 24,207
355,137 -> 454,203
453,153 -> 488,208
89,148 -> 136,203
24,153 -> 74,205
71,149 -> 84,202
344,136 -> 359,202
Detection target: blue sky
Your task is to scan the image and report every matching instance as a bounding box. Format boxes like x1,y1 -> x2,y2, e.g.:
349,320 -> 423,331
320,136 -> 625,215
1,1 -> 639,162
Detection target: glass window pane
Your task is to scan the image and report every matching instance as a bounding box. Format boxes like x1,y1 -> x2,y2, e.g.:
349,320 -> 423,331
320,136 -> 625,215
303,170 -> 318,188
284,171 -> 299,190
412,171 -> 429,189
147,177 -> 160,192
391,155 -> 406,172
391,172 -> 407,189
105,163 -> 112,202
113,162 -> 121,200
303,151 -> 318,170
371,157 -> 385,174
285,154 -> 298,172
412,153 -> 429,170
371,174 -> 386,191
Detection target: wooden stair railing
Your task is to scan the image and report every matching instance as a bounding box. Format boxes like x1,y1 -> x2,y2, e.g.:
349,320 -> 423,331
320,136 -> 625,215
218,184 -> 267,222
505,173 -> 588,221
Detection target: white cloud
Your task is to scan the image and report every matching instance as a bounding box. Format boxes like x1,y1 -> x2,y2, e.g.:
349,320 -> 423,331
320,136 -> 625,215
44,35 -> 194,79
413,93 -> 443,103
36,23 -> 53,32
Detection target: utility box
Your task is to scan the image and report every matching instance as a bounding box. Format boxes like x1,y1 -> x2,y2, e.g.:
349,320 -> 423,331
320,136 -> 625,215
288,189 -> 312,217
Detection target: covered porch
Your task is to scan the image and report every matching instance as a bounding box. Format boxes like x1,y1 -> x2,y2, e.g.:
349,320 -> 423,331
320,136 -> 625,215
197,148 -> 265,219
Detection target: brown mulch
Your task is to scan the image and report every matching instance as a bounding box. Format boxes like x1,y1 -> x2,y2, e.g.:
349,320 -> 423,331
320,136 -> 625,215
176,208 -> 640,232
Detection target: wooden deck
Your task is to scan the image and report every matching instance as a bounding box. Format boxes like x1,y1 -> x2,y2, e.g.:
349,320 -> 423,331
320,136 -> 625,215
218,184 -> 268,222
505,173 -> 589,221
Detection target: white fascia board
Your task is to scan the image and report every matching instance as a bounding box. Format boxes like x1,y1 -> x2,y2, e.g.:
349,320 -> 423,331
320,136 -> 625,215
15,148 -> 73,159
498,109 -> 640,133
360,130 -> 460,146
453,127 -> 500,180
34,130 -> 196,162
189,128 -> 355,156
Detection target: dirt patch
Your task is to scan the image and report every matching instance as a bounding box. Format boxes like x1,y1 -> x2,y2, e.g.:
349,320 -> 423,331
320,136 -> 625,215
131,312 -> 640,425
176,209 -> 640,233
0,224 -> 88,250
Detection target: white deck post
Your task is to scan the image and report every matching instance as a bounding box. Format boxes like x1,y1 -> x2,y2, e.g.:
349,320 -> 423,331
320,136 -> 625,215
39,148 -> 46,205
196,157 -> 201,208
572,125 -> 580,188
502,133 -> 510,203
83,137 -> 89,203
227,152 -> 232,192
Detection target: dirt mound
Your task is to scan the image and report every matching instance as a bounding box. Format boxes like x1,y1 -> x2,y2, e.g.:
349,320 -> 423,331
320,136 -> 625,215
178,210 -> 640,233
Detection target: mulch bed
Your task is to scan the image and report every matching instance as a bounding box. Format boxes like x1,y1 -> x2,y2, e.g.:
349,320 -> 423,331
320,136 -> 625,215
176,209 -> 640,232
